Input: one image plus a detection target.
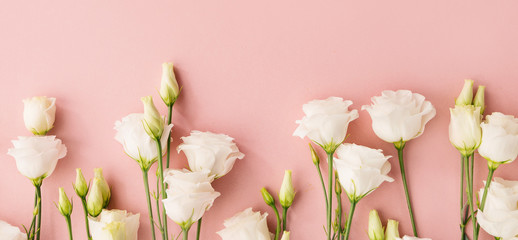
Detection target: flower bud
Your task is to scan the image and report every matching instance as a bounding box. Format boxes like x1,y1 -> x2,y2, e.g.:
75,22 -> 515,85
159,62 -> 180,106
474,85 -> 485,115
309,143 -> 320,165
141,96 -> 165,139
334,172 -> 342,195
281,231 -> 290,240
74,168 -> 88,198
87,178 -> 104,217
260,188 -> 275,206
23,96 -> 56,135
279,170 -> 295,208
94,168 -> 111,208
58,187 -> 73,217
368,209 -> 384,240
385,219 -> 400,240
455,79 -> 474,106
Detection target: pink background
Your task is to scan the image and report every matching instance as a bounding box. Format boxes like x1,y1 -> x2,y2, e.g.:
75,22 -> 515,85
1,1 -> 518,239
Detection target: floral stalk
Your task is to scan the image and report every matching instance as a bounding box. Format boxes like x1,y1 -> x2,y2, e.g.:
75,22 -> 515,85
155,139 -> 168,240
327,151 -> 334,240
396,144 -> 418,237
35,183 -> 42,240
142,169 -> 157,240
475,165 -> 497,236
463,154 -> 477,240
80,198 -> 92,240
196,218 -> 202,240
459,155 -> 467,240
166,104 -> 173,169
65,215 -> 73,240
344,200 -> 357,240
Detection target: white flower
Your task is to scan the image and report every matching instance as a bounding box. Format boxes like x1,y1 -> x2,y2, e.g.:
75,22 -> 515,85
0,220 -> 26,240
217,208 -> 271,240
478,112 -> 518,166
477,178 -> 518,239
334,144 -> 394,201
293,97 -> 359,152
362,90 -> 436,144
396,236 -> 431,240
159,62 -> 180,106
449,105 -> 482,156
162,170 -> 220,229
23,96 -> 56,135
177,131 -> 244,178
114,113 -> 173,170
89,209 -> 140,240
7,136 -> 67,180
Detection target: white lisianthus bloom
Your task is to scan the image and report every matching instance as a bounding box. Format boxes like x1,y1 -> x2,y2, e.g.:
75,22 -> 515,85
159,62 -> 180,106
162,170 -> 220,229
23,96 -> 56,135
7,136 -> 67,181
177,131 -> 244,178
293,97 -> 359,153
361,90 -> 436,144
334,144 -> 394,201
0,220 -> 26,240
114,113 -> 173,170
89,209 -> 140,240
477,178 -> 518,239
449,105 -> 482,156
478,112 -> 518,168
396,236 -> 432,240
217,208 -> 271,240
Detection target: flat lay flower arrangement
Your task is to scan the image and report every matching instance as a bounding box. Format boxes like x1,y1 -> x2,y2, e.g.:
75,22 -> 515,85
2,63 -> 518,240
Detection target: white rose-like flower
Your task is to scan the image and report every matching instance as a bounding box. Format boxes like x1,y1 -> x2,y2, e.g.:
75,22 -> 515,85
177,131 -> 244,178
478,112 -> 518,167
449,105 -> 482,156
334,144 -> 394,201
0,220 -> 26,240
396,236 -> 432,240
293,97 -> 359,153
23,96 -> 56,135
477,178 -> 518,239
217,208 -> 271,240
163,169 -> 220,229
89,209 -> 140,240
114,113 -> 173,170
7,136 -> 67,181
362,90 -> 436,144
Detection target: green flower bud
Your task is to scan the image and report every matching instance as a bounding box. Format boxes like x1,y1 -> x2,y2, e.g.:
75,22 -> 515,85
309,143 -> 320,165
385,219 -> 400,240
260,187 -> 275,206
474,85 -> 485,115
368,209 -> 384,240
87,178 -> 104,217
74,168 -> 88,198
94,168 -> 111,208
279,170 -> 295,208
58,187 -> 73,217
455,79 -> 474,106
141,96 -> 164,139
281,231 -> 290,240
159,63 -> 180,106
335,172 -> 342,195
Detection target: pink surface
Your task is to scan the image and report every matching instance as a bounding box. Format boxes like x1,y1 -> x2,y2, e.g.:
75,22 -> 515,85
1,1 -> 518,239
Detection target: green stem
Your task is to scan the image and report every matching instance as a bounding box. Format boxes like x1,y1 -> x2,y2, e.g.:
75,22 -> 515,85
182,227 -> 189,240
36,184 -> 42,240
81,198 -> 92,240
166,104 -> 173,168
156,139 -> 169,240
315,164 -> 329,214
29,188 -> 38,238
336,190 -> 343,240
344,200 -> 357,240
155,171 -> 163,237
396,146 -> 418,237
460,155 -> 467,240
273,206 -> 281,240
142,170 -> 157,240
196,218 -> 202,240
463,155 -> 477,240
475,166 -> 496,237
327,152 -> 334,240
282,207 -> 288,232
66,216 -> 73,240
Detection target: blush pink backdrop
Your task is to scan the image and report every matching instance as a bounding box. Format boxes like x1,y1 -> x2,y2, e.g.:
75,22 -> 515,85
1,1 -> 518,239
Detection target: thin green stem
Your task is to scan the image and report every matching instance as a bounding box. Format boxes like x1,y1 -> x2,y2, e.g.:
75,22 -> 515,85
66,216 -> 73,240
166,104 -> 173,168
29,188 -> 38,238
282,207 -> 288,232
156,139 -> 169,240
315,164 -> 329,214
155,171 -> 164,239
464,155 -> 477,240
475,166 -> 496,237
182,227 -> 189,240
36,184 -> 42,240
81,198 -> 92,240
142,170 -> 157,240
336,190 -> 343,240
196,218 -> 202,240
273,206 -> 281,240
397,146 -> 418,237
460,155 -> 467,240
344,200 -> 357,240
327,152 -> 334,240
